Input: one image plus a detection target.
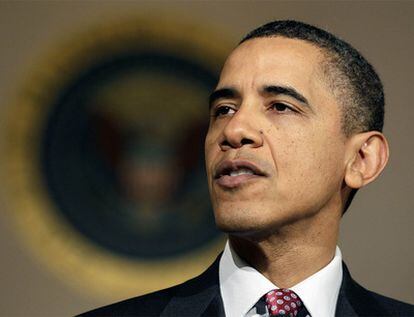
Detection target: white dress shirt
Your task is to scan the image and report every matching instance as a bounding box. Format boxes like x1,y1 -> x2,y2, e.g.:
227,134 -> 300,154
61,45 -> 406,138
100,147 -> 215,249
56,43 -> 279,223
219,241 -> 343,317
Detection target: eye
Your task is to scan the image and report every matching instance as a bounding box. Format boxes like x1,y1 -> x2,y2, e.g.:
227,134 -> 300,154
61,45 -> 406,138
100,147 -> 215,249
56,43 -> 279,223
212,105 -> 236,117
270,102 -> 296,113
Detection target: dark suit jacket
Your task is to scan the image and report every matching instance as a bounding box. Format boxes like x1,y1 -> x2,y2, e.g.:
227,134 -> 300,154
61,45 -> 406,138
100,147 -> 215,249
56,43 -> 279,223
80,255 -> 414,317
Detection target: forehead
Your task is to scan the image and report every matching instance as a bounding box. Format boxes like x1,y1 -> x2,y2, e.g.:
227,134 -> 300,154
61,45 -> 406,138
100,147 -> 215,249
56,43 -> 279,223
218,37 -> 326,94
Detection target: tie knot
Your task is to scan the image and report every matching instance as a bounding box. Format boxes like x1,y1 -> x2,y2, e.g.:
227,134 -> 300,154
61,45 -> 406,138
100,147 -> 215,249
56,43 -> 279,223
265,289 -> 303,316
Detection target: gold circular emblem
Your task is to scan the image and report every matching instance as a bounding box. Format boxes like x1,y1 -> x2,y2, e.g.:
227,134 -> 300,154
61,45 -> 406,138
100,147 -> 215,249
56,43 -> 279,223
2,16 -> 231,299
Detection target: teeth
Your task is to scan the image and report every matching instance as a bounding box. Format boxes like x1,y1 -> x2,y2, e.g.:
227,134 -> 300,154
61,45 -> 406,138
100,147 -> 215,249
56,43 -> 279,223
229,168 -> 254,177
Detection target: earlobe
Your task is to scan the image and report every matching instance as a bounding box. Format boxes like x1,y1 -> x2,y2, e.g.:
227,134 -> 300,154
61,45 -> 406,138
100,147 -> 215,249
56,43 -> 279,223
344,131 -> 389,189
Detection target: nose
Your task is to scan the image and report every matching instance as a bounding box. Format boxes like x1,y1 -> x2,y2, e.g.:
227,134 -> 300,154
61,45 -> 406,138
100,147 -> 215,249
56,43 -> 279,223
219,107 -> 263,151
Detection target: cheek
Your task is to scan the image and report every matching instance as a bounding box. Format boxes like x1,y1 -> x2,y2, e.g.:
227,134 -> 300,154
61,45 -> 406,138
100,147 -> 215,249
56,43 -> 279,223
204,130 -> 221,184
267,129 -> 345,188
204,128 -> 217,159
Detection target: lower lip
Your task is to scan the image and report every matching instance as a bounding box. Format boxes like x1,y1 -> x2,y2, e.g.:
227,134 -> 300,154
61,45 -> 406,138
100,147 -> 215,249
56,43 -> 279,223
215,174 -> 262,189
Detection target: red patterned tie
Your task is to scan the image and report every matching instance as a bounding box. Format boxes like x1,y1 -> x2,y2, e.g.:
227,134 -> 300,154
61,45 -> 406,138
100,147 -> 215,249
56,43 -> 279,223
265,289 -> 304,316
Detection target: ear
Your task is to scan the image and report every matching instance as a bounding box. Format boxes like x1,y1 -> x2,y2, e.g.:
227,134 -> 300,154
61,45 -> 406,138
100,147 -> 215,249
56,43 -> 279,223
344,131 -> 389,189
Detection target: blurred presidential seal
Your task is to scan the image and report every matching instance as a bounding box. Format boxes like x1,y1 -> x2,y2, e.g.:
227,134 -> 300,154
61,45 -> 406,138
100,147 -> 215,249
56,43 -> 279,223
3,16 -> 230,299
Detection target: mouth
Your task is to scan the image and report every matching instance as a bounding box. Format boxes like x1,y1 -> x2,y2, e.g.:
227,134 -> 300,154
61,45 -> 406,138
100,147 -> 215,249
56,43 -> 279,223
214,160 -> 267,189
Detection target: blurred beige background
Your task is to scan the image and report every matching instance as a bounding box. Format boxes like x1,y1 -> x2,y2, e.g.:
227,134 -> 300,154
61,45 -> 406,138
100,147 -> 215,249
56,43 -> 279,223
0,1 -> 413,316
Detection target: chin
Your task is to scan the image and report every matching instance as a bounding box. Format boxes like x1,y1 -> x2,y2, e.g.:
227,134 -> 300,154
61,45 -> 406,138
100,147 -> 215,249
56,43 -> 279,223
215,219 -> 254,234
215,220 -> 278,242
213,206 -> 275,237
212,202 -> 312,239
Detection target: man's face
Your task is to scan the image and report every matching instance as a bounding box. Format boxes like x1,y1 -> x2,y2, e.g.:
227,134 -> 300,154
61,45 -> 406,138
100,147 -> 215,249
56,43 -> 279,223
205,37 -> 348,236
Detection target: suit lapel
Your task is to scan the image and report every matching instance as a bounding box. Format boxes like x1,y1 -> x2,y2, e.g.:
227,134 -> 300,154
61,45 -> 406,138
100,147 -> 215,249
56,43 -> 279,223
336,262 -> 387,317
336,271 -> 358,317
160,283 -> 223,317
161,258 -> 392,317
201,292 -> 225,317
161,254 -> 225,317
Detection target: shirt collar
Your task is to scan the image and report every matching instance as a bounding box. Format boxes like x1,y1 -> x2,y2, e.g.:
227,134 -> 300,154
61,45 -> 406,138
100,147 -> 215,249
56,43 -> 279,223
290,247 -> 343,317
219,241 -> 343,317
219,241 -> 275,317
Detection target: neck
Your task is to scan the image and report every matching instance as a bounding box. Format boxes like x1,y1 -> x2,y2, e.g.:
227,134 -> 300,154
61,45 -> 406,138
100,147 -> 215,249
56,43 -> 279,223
229,208 -> 340,288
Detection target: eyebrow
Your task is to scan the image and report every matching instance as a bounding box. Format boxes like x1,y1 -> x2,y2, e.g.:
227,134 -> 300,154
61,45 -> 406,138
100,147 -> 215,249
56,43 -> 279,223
208,88 -> 240,109
208,85 -> 310,109
263,85 -> 310,106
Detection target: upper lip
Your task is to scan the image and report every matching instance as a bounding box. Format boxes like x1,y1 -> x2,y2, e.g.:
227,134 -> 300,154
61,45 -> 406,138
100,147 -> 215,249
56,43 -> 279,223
214,159 -> 267,179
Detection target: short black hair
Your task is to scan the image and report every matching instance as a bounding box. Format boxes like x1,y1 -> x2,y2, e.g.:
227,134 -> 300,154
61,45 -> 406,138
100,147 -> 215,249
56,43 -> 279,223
240,20 -> 384,136
241,20 -> 385,213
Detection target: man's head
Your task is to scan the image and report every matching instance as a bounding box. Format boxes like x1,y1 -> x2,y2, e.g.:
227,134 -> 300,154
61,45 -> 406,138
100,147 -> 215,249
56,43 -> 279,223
205,20 -> 389,238
239,20 -> 386,214
241,20 -> 384,137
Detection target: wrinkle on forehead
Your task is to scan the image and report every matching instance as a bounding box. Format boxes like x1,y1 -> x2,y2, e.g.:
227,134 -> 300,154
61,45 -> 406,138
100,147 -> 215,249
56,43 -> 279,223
218,37 -> 324,93
217,37 -> 342,136
216,36 -> 343,132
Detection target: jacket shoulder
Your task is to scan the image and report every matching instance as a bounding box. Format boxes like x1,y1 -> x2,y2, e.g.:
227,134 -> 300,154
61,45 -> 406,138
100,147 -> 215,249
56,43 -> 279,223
77,255 -> 222,317
342,263 -> 414,316
365,288 -> 414,316
77,285 -> 179,317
